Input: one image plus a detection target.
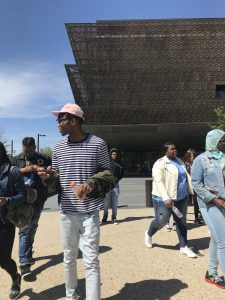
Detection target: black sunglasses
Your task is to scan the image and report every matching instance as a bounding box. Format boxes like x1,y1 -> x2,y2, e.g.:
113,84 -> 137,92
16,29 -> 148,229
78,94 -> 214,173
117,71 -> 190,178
56,115 -> 75,124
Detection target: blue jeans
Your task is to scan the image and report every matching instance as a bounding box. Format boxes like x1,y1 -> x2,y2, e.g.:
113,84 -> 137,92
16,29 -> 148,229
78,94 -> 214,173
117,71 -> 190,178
148,197 -> 189,248
19,199 -> 45,266
200,206 -> 225,276
60,211 -> 100,300
103,184 -> 120,219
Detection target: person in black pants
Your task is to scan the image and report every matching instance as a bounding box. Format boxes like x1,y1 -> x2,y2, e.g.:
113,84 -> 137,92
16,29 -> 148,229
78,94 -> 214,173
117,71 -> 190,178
183,149 -> 205,225
0,142 -> 27,299
102,148 -> 124,224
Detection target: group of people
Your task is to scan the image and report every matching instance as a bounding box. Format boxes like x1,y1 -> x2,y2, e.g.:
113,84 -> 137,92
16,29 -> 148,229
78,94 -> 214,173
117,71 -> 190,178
0,103 -> 117,300
1,102 -> 225,300
145,129 -> 225,288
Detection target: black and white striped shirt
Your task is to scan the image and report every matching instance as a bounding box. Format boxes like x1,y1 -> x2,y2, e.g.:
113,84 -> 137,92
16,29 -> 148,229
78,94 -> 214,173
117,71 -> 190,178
52,133 -> 110,214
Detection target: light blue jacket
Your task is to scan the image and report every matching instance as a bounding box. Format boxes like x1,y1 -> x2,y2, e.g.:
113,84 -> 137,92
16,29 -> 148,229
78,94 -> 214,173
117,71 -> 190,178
191,151 -> 225,208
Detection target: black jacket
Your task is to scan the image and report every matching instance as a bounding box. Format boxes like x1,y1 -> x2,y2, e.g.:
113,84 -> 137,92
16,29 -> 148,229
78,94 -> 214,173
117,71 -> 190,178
12,152 -> 51,202
110,159 -> 124,184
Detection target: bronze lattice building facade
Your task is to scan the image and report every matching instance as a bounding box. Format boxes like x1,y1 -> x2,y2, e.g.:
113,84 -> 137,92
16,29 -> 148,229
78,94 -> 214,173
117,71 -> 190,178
65,18 -> 225,174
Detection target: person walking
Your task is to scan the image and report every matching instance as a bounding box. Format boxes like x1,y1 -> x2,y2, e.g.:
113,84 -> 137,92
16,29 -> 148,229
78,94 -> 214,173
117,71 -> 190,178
144,142 -> 197,258
0,142 -> 27,299
38,103 -> 115,300
192,129 -> 225,288
183,149 -> 204,225
102,148 -> 123,224
12,137 -> 51,278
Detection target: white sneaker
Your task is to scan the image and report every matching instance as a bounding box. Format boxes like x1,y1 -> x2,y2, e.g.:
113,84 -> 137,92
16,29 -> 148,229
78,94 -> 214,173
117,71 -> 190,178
145,231 -> 153,248
180,246 -> 197,258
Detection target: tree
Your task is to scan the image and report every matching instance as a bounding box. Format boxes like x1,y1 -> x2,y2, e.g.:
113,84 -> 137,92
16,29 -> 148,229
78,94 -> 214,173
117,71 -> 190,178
209,106 -> 225,130
40,146 -> 52,159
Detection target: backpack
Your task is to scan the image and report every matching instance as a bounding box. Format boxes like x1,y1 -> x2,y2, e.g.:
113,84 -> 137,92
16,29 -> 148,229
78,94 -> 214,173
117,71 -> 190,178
7,166 -> 34,229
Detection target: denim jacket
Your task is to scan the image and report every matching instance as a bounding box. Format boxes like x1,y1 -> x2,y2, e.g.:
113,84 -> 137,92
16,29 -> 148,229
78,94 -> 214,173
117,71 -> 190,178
0,163 -> 27,224
191,151 -> 225,209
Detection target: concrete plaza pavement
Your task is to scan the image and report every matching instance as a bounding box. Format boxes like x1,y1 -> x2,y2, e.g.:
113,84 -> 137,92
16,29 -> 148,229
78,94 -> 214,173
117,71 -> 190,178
1,179 -> 225,299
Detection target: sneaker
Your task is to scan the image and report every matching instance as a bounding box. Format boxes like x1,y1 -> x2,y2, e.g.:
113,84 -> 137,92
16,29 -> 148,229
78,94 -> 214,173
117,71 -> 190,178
112,218 -> 119,225
180,246 -> 197,258
165,224 -> 172,232
20,264 -> 31,279
144,231 -> 153,248
9,274 -> 21,300
205,271 -> 225,288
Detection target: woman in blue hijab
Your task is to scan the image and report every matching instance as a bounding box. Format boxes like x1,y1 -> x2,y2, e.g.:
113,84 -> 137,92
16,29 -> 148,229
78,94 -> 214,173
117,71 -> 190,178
192,129 -> 225,289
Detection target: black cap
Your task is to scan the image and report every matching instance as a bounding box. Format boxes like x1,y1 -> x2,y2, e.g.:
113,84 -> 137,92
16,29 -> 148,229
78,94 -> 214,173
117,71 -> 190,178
22,137 -> 35,146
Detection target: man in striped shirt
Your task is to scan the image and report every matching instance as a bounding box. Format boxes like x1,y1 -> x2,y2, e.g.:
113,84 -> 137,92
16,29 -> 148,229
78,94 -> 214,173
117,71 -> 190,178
38,103 -> 114,300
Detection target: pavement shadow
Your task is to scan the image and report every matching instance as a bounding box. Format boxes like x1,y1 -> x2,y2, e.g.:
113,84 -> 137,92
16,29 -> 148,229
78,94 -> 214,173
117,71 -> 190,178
102,278 -> 188,300
117,216 -> 153,224
154,236 -> 210,254
187,222 -> 206,230
23,253 -> 63,282
25,246 -> 112,282
153,243 -> 180,250
19,278 -> 85,300
188,236 -> 210,252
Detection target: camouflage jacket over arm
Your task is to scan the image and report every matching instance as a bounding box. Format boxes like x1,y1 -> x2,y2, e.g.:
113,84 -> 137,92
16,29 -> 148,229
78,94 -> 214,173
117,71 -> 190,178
86,169 -> 116,198
43,168 -> 115,199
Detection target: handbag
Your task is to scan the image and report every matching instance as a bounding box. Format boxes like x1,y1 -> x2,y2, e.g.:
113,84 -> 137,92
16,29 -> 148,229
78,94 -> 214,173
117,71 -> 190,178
7,166 -> 34,229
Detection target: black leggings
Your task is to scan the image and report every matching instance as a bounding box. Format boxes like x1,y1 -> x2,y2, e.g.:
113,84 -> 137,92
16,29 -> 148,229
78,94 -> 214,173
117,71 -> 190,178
0,220 -> 18,280
193,193 -> 201,220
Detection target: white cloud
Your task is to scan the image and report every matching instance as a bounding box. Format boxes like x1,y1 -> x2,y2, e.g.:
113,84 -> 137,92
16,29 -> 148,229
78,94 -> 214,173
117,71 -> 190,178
0,61 -> 74,118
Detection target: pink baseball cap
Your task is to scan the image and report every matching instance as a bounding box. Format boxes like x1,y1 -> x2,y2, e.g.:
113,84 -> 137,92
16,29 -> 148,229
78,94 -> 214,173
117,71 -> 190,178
52,103 -> 84,120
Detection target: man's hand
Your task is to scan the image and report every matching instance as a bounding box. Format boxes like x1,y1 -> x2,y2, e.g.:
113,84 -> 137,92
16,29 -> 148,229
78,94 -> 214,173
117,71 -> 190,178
211,198 -> 225,209
20,164 -> 39,173
0,197 -> 7,207
37,166 -> 52,180
76,183 -> 93,201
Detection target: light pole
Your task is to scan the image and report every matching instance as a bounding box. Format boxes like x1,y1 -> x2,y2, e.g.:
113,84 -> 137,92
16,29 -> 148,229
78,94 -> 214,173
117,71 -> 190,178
37,134 -> 46,153
10,140 -> 15,158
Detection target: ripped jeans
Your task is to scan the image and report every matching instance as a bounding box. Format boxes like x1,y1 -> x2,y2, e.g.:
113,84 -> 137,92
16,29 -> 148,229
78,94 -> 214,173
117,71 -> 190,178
147,197 -> 189,248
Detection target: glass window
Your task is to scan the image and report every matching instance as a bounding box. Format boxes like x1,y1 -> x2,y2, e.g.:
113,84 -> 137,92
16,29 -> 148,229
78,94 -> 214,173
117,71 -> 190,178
215,85 -> 225,100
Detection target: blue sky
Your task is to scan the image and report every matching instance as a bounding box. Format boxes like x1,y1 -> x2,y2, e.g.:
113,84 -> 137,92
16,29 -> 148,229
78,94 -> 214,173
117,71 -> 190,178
1,0 -> 225,154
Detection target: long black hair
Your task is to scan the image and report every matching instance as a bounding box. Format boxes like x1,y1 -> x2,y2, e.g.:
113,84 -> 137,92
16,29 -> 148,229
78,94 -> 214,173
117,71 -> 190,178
0,142 -> 10,164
